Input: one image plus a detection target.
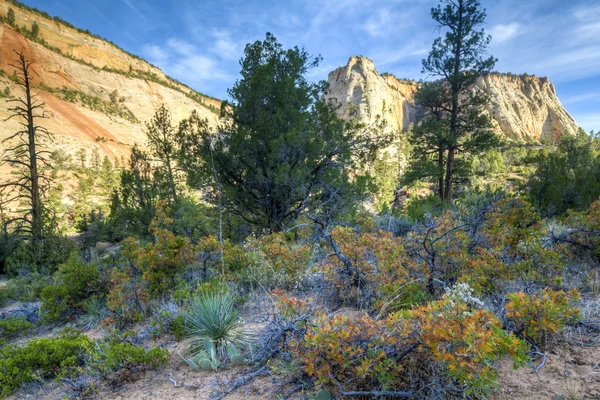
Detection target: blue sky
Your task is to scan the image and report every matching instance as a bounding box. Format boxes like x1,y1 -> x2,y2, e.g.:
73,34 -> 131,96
23,0 -> 600,132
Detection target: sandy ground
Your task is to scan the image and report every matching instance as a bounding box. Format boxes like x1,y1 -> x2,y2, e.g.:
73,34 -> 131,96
494,344 -> 600,399
12,339 -> 298,400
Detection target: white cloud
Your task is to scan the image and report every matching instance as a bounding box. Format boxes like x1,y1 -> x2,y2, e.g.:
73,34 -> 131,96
489,22 -> 521,43
143,38 -> 231,86
573,4 -> 600,22
143,44 -> 169,64
563,92 -> 600,105
363,7 -> 394,37
210,29 -> 243,61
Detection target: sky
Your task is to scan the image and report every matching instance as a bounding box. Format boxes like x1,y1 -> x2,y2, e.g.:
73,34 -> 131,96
22,0 -> 600,132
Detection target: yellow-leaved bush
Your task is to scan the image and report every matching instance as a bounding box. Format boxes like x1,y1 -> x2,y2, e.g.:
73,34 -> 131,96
505,288 -> 581,347
284,284 -> 529,396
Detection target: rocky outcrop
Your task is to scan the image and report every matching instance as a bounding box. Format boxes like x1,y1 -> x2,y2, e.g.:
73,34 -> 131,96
325,56 -> 580,142
0,0 -> 220,174
478,74 -> 579,141
326,56 -> 420,133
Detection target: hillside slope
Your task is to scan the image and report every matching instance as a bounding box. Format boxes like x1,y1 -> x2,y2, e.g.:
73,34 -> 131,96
326,56 -> 580,142
0,0 -> 220,172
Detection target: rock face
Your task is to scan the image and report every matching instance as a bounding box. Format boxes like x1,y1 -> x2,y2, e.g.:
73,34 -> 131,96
0,0 -> 220,174
325,56 -> 579,142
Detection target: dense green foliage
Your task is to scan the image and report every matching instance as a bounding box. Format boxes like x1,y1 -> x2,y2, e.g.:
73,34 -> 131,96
528,132 -> 600,216
39,252 -> 102,321
177,33 -> 387,233
0,331 -> 91,397
0,317 -> 33,344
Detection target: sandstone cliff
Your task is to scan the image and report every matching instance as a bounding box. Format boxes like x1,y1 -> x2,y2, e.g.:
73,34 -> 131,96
0,0 -> 220,173
325,56 -> 580,142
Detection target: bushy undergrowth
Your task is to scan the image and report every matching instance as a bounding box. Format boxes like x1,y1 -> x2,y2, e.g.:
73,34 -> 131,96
0,331 -> 91,397
0,329 -> 168,397
506,289 -> 581,347
281,284 -> 529,397
40,252 -> 102,322
0,316 -> 33,345
0,191 -> 594,397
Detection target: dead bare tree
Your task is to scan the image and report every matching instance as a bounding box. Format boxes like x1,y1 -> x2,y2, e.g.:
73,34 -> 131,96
0,51 -> 54,261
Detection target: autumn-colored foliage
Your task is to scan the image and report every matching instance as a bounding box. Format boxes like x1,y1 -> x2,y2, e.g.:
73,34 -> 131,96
505,288 -> 581,347
409,284 -> 528,393
284,284 -> 528,396
323,227 -> 422,308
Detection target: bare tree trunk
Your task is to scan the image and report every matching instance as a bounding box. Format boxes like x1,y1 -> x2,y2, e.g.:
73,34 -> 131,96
22,55 -> 43,256
0,51 -> 53,261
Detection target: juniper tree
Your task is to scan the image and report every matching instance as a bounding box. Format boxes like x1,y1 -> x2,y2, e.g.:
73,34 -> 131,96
177,33 -> 387,233
405,0 -> 499,201
0,52 -> 53,259
31,21 -> 39,39
6,8 -> 15,26
145,105 -> 179,204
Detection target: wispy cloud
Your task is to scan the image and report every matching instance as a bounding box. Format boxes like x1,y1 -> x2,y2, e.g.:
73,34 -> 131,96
563,92 -> 600,105
122,0 -> 148,22
143,38 -> 232,88
489,22 -> 521,43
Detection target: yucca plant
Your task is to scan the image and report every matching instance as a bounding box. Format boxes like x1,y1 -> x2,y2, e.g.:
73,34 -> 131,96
79,296 -> 110,329
184,292 -> 251,358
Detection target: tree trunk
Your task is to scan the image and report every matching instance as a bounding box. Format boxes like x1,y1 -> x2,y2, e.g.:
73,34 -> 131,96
444,148 -> 455,201
22,56 -> 42,257
438,147 -> 445,200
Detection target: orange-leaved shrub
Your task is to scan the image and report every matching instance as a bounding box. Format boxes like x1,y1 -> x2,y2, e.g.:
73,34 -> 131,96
323,227 -> 423,308
241,232 -> 312,289
284,284 -> 528,396
409,284 -> 528,394
505,288 -> 581,347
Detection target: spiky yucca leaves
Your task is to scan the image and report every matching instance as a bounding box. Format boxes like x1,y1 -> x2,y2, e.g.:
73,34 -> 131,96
79,296 -> 110,329
184,292 -> 251,357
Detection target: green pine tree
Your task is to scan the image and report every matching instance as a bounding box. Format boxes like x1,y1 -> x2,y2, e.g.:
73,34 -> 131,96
404,0 -> 499,201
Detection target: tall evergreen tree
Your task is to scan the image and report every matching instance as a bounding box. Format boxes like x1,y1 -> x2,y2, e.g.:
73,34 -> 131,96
177,33 -> 386,233
145,105 -> 179,204
405,0 -> 499,201
6,8 -> 15,26
31,21 -> 39,39
111,145 -> 159,237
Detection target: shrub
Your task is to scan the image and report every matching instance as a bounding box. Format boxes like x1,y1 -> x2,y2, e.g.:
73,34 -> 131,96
409,284 -> 528,395
40,252 -> 102,322
0,317 -> 34,344
0,332 -> 92,397
248,232 -> 312,289
322,227 -> 422,309
0,274 -> 51,302
120,224 -> 195,296
5,235 -> 79,277
78,296 -> 110,329
170,315 -> 186,341
505,289 -> 581,347
106,259 -> 149,324
297,311 -> 418,392
87,331 -> 168,386
286,284 -> 528,397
